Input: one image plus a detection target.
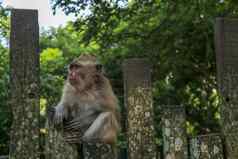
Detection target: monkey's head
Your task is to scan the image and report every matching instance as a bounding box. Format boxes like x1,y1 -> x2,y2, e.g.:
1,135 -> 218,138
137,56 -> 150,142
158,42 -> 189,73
67,54 -> 103,92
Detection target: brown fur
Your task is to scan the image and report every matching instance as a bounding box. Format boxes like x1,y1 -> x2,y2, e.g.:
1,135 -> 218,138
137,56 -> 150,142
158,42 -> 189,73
54,54 -> 120,145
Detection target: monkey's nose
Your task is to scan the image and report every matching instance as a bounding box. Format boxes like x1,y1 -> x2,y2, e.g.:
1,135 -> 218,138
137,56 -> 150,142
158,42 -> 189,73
69,73 -> 77,80
72,72 -> 76,77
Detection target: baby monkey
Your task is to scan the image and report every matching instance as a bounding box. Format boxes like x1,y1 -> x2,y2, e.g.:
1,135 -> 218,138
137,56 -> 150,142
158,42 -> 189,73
53,54 -> 120,145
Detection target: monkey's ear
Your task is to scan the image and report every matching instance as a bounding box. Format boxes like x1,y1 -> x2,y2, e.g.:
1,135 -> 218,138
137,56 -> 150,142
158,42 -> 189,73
96,64 -> 103,72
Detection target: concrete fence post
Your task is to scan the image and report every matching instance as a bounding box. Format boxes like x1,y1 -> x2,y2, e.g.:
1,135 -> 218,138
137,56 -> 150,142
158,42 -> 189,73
162,105 -> 187,159
9,9 -> 40,159
123,59 -> 157,159
189,134 -> 224,159
215,18 -> 238,159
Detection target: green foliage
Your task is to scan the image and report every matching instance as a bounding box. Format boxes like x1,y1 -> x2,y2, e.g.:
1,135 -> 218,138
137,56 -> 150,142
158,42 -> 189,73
40,23 -> 100,57
0,3 -> 9,42
0,44 -> 10,155
40,48 -> 66,107
0,3 -> 10,154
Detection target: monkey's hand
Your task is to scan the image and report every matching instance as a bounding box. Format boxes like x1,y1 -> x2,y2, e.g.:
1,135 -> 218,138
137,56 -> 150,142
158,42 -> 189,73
47,107 -> 55,126
54,104 -> 65,125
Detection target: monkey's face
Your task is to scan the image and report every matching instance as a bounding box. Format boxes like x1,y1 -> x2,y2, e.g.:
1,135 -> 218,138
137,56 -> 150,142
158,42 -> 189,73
68,62 -> 102,91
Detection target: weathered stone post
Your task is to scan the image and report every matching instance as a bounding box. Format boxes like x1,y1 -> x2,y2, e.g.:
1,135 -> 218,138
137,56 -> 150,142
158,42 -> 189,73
123,59 -> 157,159
189,134 -> 224,159
9,9 -> 40,159
215,18 -> 238,159
162,106 -> 187,159
44,125 -> 78,159
83,143 -> 115,159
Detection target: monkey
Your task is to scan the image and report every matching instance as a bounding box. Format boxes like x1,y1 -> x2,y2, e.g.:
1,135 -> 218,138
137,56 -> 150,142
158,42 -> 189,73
52,54 -> 120,145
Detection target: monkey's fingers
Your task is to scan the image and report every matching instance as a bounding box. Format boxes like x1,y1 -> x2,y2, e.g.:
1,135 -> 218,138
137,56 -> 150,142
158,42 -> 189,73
64,116 -> 84,126
63,131 -> 82,137
65,113 -> 97,127
64,121 -> 81,131
47,107 -> 55,113
54,113 -> 63,126
47,107 -> 55,124
63,132 -> 83,144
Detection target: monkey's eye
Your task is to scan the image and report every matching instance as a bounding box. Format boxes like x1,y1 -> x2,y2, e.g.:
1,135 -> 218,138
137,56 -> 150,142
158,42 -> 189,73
96,64 -> 102,72
69,64 -> 82,70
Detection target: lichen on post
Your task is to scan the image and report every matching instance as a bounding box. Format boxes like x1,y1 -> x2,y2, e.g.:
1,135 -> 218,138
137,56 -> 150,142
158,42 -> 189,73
9,9 -> 40,159
215,18 -> 238,158
189,134 -> 224,159
123,59 -> 157,159
223,133 -> 238,159
44,123 -> 78,159
83,143 -> 115,159
162,105 -> 187,159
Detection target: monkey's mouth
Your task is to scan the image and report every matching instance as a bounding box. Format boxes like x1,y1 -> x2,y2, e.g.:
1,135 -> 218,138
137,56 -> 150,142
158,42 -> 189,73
69,79 -> 79,85
69,79 -> 85,91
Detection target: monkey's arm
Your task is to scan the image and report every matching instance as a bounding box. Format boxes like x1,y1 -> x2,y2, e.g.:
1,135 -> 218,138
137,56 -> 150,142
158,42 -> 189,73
47,101 -> 69,126
82,111 -> 119,144
64,108 -> 100,132
54,103 -> 67,125
78,92 -> 120,144
52,83 -> 74,125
